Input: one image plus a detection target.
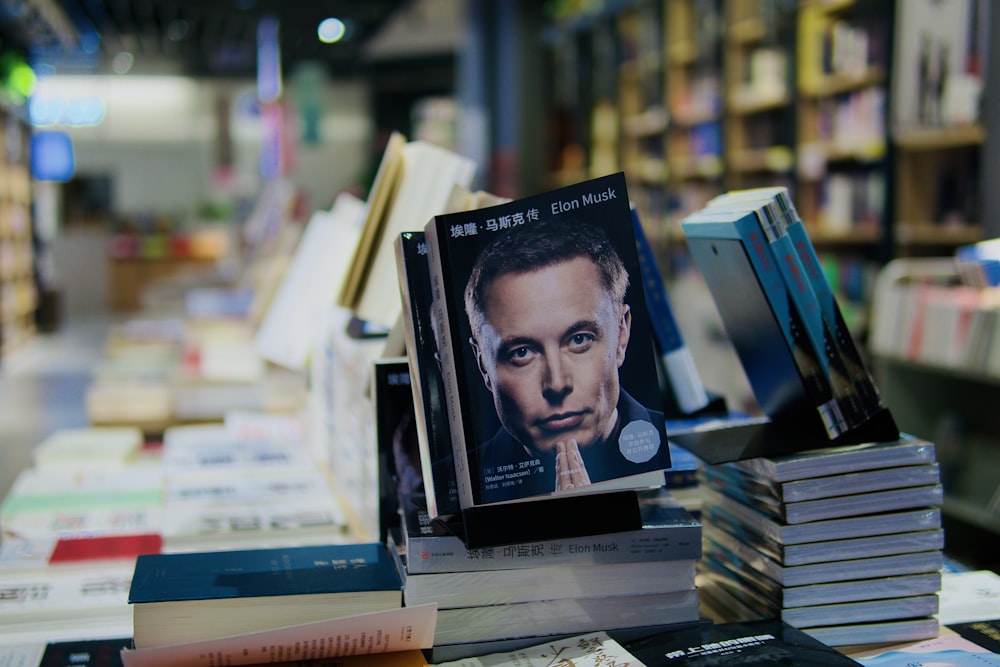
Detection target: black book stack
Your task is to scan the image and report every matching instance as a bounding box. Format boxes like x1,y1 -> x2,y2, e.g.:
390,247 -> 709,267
695,435 -> 946,647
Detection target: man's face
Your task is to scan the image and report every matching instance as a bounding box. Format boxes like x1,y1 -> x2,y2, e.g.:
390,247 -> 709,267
472,256 -> 631,454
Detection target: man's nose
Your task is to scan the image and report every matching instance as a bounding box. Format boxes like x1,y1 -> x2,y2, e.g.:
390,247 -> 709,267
542,352 -> 572,400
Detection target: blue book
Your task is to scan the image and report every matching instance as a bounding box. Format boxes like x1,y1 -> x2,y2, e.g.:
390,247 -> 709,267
681,209 -> 848,439
129,542 -> 403,648
701,195 -> 867,429
630,205 -> 710,415
711,187 -> 883,417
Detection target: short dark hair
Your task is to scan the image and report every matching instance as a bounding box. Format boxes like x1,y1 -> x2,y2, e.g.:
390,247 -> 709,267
464,218 -> 629,342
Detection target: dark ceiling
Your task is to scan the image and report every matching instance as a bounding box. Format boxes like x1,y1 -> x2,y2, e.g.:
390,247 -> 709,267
1,0 -> 414,78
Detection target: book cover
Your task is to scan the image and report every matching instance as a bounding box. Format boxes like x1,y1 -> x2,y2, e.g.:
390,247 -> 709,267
424,171 -> 671,508
939,569 -> 1000,624
394,230 -> 459,519
843,625 -> 1000,666
397,490 -> 701,574
39,637 -> 132,667
619,618 -> 863,665
948,620 -> 1000,654
372,357 -> 425,541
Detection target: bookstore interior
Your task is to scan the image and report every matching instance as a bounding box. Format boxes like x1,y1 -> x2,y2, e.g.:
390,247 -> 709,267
1,0 -> 1000,664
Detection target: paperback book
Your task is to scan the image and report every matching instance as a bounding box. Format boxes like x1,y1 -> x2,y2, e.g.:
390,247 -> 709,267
703,522 -> 944,587
396,489 -> 702,574
394,549 -> 696,608
128,542 -> 403,649
424,171 -> 671,509
394,230 -> 459,519
700,485 -> 943,546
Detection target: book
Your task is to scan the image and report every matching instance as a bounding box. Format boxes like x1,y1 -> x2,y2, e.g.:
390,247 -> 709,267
709,187 -> 884,416
618,618 -> 864,665
728,435 -> 937,483
372,357 -> 424,541
128,542 -> 403,649
254,192 -> 365,370
703,459 -> 942,504
697,194 -> 869,431
429,632 -> 638,667
681,205 -> 849,440
938,569 -> 1000,624
700,466 -> 943,524
700,553 -> 944,608
433,588 -> 700,646
803,618 -> 941,648
703,522 -> 943,587
396,489 -> 702,574
630,205 -> 709,415
31,427 -> 145,470
342,134 -> 476,329
395,550 -> 697,608
0,564 -> 134,630
38,637 -> 132,667
394,230 -> 459,519
842,625 -> 1000,666
948,619 -> 1000,654
700,485 -> 943,546
424,171 -> 671,509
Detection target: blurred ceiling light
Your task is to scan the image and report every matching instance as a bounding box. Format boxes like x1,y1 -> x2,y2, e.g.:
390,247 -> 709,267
317,18 -> 346,44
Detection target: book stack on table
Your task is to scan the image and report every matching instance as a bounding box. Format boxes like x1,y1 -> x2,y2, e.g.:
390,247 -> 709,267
389,489 -> 703,663
694,435 -> 946,647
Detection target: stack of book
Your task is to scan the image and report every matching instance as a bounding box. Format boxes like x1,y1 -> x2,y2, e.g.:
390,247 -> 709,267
695,435 -> 946,647
159,421 -> 352,552
389,489 -> 703,662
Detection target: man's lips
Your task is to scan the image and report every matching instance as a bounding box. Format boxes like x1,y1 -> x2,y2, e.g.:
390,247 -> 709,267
536,411 -> 586,432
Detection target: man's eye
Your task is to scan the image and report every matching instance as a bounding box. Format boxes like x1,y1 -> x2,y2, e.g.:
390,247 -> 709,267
505,346 -> 534,366
567,333 -> 595,350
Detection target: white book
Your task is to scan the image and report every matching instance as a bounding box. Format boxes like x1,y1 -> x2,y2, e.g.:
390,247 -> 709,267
32,427 -> 145,470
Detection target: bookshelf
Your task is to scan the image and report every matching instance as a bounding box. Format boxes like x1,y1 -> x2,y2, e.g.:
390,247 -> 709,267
721,0 -> 796,193
664,0 -> 725,243
0,106 -> 36,361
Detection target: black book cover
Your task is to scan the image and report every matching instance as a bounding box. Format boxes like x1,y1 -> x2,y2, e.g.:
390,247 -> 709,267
621,619 -> 863,665
425,171 -> 670,509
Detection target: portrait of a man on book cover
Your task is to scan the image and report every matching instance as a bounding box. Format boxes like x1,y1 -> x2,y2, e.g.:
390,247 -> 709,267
462,214 -> 667,504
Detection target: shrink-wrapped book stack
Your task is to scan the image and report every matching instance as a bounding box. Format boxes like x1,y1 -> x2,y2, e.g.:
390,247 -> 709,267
388,488 -> 703,663
695,435 -> 946,647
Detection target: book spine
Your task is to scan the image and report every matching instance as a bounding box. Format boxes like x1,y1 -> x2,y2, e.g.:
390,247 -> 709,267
758,206 -> 868,430
682,216 -> 847,439
784,217 -> 883,412
402,523 -> 703,574
630,206 -> 710,414
423,218 -> 475,510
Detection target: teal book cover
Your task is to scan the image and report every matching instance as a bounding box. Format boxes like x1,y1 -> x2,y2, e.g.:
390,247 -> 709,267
128,542 -> 401,603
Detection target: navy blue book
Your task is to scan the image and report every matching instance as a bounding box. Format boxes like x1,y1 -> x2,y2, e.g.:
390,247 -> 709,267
129,542 -> 403,649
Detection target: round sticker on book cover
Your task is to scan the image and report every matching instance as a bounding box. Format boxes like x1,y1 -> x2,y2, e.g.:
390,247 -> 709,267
619,419 -> 660,463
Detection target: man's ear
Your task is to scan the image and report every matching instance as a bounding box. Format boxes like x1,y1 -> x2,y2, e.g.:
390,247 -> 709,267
616,304 -> 631,367
470,337 -> 493,392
